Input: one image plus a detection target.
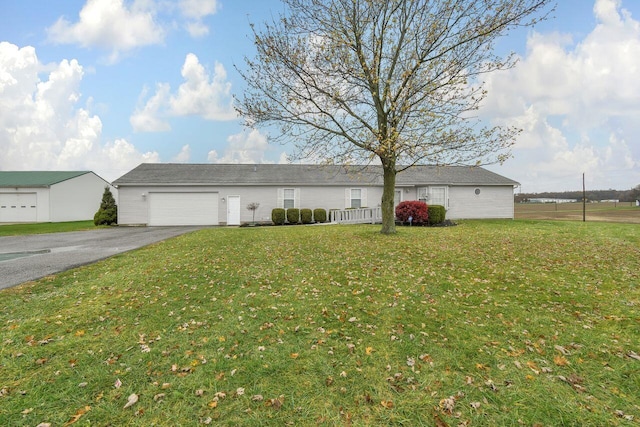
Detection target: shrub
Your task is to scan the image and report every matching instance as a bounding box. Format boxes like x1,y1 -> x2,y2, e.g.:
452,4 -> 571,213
313,208 -> 327,223
272,208 -> 286,225
286,208 -> 300,224
94,187 -> 118,226
428,205 -> 446,225
395,200 -> 428,224
300,208 -> 313,224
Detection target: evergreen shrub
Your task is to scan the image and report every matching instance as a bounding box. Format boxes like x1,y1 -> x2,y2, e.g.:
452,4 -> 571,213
286,208 -> 300,224
272,208 -> 286,225
313,208 -> 327,223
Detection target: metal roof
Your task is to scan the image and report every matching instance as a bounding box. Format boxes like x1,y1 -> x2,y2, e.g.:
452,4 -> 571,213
113,163 -> 519,187
0,171 -> 92,188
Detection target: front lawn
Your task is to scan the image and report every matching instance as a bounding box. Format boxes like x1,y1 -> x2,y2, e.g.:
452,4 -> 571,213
0,221 -> 638,426
0,221 -> 97,237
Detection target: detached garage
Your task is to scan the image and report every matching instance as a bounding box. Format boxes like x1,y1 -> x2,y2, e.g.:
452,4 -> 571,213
0,171 -> 113,223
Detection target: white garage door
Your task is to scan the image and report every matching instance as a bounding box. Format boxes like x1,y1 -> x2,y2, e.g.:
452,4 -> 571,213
0,193 -> 37,222
149,192 -> 218,226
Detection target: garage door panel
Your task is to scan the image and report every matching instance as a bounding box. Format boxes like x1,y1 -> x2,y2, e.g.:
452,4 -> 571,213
0,193 -> 37,222
149,192 -> 218,226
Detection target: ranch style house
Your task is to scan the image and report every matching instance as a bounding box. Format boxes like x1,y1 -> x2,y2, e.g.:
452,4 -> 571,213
113,163 -> 519,226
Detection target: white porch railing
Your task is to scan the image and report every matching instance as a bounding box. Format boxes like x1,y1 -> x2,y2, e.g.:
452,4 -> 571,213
330,207 -> 383,224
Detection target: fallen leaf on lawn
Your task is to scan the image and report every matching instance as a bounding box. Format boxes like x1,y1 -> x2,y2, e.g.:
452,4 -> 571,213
78,382 -> 88,388
21,408 -> 33,414
153,393 -> 165,402
236,387 -> 245,396
251,394 -> 264,401
161,382 -> 171,389
208,400 -> 218,408
36,423 -> 51,427
365,347 -> 374,355
123,393 -> 139,409
439,396 -> 456,414
554,355 -> 569,366
63,405 -> 91,426
627,351 -> 640,361
554,345 -> 569,355
114,378 -> 122,389
195,389 -> 205,397
380,400 -> 394,409
35,358 -> 47,365
74,330 -> 85,337
265,395 -> 284,409
470,401 -> 481,409
290,353 -> 299,359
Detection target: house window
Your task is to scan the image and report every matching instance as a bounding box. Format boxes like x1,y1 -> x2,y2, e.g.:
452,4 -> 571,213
283,188 -> 295,209
350,189 -> 362,208
418,187 -> 447,207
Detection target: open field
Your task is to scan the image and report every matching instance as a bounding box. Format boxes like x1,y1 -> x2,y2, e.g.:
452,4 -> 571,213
1,221 -> 639,426
0,221 -> 98,237
515,201 -> 640,223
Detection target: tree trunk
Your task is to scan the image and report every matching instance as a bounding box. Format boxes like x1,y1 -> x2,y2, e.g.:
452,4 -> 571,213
380,163 -> 397,235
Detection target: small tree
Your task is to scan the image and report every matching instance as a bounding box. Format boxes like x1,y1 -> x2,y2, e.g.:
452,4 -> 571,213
247,202 -> 260,223
94,186 -> 117,226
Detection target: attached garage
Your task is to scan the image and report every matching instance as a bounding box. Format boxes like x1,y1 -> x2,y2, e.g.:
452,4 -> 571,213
148,192 -> 218,226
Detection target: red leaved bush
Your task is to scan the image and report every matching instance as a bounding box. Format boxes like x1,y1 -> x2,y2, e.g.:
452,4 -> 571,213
395,201 -> 429,224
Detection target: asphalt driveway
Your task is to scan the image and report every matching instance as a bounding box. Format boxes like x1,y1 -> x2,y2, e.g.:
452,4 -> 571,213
0,227 -> 204,290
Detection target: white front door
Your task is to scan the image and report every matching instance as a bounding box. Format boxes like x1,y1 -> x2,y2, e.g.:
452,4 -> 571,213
227,195 -> 241,225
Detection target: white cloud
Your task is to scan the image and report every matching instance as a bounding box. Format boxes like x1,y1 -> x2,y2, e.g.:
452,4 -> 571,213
180,0 -> 218,37
0,42 -> 159,181
207,129 -> 274,163
131,53 -> 236,131
46,0 -> 165,62
172,144 -> 191,163
481,0 -> 640,191
130,83 -> 172,132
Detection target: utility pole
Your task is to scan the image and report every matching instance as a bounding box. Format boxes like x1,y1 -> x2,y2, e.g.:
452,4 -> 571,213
582,173 -> 586,222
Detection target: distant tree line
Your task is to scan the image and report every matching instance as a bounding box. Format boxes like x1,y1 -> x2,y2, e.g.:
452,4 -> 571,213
516,184 -> 640,203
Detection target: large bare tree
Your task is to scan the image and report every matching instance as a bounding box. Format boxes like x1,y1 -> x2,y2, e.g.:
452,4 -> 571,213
236,0 -> 553,234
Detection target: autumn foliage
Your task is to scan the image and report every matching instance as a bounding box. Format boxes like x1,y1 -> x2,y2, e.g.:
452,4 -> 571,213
395,201 -> 429,224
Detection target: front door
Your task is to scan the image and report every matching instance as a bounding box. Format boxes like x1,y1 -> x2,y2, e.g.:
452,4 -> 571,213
227,195 -> 241,225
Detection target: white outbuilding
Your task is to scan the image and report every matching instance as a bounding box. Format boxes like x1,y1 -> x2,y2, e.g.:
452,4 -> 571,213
0,171 -> 113,223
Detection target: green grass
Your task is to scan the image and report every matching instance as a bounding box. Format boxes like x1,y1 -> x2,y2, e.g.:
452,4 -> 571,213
1,221 -> 639,426
0,221 -> 98,236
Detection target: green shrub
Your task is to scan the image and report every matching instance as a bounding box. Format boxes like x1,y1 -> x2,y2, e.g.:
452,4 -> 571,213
272,208 -> 286,225
300,208 -> 313,224
313,208 -> 327,223
94,187 -> 118,226
286,208 -> 300,224
428,205 -> 446,225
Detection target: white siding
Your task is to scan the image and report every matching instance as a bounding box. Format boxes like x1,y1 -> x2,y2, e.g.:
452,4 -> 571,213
447,186 -> 514,219
0,188 -> 50,222
117,183 -> 514,225
49,173 -> 112,222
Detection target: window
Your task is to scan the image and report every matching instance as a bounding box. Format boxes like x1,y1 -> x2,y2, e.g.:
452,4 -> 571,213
345,188 -> 367,208
283,188 -> 295,209
418,187 -> 447,207
278,188 -> 299,209
350,189 -> 361,208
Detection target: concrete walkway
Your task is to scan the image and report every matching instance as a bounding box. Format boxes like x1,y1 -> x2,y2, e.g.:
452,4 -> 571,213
0,226 -> 204,290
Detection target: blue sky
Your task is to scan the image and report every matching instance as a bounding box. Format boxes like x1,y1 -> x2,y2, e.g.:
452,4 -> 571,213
1,0 -> 639,192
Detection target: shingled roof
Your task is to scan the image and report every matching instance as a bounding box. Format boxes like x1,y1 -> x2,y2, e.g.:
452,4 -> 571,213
0,171 -> 92,188
113,163 -> 519,187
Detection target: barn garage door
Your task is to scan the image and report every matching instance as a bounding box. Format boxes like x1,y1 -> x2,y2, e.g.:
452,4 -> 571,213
149,192 -> 218,226
0,193 -> 37,222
